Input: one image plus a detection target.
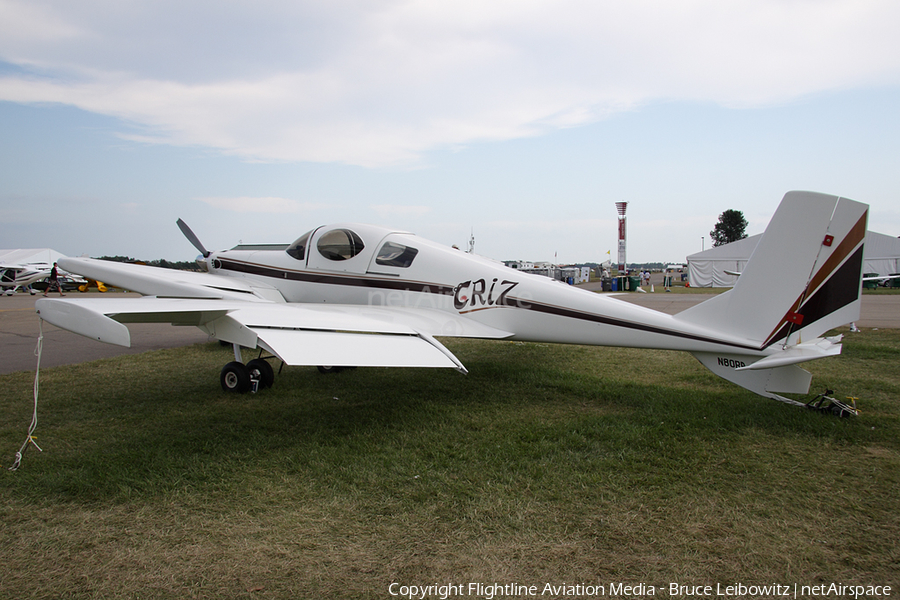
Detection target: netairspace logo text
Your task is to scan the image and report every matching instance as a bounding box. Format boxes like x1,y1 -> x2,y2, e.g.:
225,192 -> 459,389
387,581 -> 893,599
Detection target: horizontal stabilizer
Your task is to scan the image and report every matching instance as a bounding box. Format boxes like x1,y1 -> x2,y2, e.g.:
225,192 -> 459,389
736,336 -> 842,371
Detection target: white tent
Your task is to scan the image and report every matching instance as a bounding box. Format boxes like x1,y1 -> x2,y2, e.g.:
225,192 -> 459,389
863,231 -> 900,277
0,248 -> 67,267
686,235 -> 761,288
686,232 -> 900,288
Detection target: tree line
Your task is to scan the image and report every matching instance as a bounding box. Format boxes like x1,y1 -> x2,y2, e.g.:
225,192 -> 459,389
96,256 -> 203,271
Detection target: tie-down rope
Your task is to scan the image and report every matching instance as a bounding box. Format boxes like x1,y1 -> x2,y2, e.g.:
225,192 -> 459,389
8,318 -> 44,471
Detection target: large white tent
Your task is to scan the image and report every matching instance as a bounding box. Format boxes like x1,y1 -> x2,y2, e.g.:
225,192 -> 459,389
864,231 -> 900,277
0,248 -> 67,267
686,235 -> 761,288
687,232 -> 900,288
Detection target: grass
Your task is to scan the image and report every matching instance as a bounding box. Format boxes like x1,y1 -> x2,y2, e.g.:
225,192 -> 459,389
1,330 -> 899,599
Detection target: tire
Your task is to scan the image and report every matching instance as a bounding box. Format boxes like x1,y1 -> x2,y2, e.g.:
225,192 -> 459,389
221,361 -> 251,393
317,365 -> 343,374
247,358 -> 275,389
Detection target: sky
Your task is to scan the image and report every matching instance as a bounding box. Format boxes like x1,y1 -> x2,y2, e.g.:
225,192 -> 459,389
1,0 -> 899,265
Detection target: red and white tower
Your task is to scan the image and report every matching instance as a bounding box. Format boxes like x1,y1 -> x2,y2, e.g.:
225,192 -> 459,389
615,201 -> 628,273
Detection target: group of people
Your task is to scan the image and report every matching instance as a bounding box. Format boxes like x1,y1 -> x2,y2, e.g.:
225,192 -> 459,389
640,270 -> 652,287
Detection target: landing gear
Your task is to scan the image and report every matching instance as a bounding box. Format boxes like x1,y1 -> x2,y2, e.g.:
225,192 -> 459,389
219,343 -> 277,393
247,358 -> 275,389
221,361 -> 252,393
805,389 -> 860,417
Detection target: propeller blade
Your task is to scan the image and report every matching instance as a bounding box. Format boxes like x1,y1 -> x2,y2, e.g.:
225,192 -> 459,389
176,218 -> 210,258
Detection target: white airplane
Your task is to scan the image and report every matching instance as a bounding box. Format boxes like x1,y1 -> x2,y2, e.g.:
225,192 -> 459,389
726,270 -> 897,284
35,191 -> 868,405
1,264 -> 51,296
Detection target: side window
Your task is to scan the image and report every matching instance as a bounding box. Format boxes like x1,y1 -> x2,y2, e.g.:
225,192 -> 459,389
375,241 -> 419,268
317,229 -> 365,261
286,230 -> 312,260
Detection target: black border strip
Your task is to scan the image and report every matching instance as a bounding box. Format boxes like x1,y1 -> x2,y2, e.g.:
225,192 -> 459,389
502,297 -> 761,351
217,258 -> 456,295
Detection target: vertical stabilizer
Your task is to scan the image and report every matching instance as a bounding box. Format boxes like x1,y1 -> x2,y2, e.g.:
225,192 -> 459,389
677,191 -> 867,348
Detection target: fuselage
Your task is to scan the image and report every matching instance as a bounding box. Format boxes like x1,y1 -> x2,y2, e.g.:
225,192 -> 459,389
1,264 -> 51,291
202,223 -> 764,357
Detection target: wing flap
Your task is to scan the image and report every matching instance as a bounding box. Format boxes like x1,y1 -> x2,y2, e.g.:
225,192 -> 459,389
228,304 -> 512,339
252,328 -> 466,371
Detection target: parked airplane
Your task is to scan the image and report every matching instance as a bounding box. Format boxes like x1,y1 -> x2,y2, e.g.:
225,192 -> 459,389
1,264 -> 51,296
726,270 -> 897,285
35,191 -> 867,405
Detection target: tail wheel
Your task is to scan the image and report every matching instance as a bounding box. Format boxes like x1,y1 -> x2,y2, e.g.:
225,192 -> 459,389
221,361 -> 251,393
247,358 -> 275,389
317,365 -> 344,374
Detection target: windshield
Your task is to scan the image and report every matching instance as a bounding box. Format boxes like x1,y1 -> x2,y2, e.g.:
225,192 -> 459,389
375,241 -> 419,268
286,230 -> 313,261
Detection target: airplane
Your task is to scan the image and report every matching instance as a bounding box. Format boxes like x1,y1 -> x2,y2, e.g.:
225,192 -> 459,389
862,274 -> 900,286
725,270 -> 897,284
35,191 -> 868,406
1,264 -> 51,296
77,277 -> 109,293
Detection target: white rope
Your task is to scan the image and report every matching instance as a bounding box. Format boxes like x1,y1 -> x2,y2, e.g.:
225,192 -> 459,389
8,318 -> 44,471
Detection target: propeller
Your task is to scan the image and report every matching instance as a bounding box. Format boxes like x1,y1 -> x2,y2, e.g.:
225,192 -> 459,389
176,218 -> 211,258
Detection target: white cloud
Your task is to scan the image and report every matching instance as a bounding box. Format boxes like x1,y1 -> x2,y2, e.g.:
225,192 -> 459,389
196,196 -> 328,213
1,0 -> 899,166
370,204 -> 432,218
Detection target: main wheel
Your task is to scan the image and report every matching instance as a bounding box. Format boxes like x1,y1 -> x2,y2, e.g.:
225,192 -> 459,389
247,358 -> 275,389
317,365 -> 344,374
221,361 -> 252,393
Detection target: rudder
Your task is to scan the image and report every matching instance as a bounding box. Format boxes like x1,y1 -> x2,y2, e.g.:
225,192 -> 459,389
677,191 -> 867,348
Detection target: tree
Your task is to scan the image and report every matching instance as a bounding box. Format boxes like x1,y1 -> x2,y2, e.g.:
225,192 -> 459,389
710,209 -> 748,247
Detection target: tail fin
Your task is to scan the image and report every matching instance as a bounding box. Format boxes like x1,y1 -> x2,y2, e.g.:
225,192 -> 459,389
678,191 -> 868,401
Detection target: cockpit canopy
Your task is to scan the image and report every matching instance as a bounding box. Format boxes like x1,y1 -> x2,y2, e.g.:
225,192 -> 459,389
285,225 -> 420,270
316,228 -> 365,261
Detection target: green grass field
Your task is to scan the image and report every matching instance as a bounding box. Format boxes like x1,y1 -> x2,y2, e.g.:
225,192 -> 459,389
2,328 -> 898,599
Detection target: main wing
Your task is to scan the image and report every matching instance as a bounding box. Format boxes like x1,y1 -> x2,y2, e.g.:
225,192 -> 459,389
56,256 -> 286,301
38,258 -> 512,373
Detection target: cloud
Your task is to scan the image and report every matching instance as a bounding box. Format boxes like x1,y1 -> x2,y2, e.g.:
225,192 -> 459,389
196,196 -> 328,213
1,0 -> 899,167
370,204 -> 432,218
